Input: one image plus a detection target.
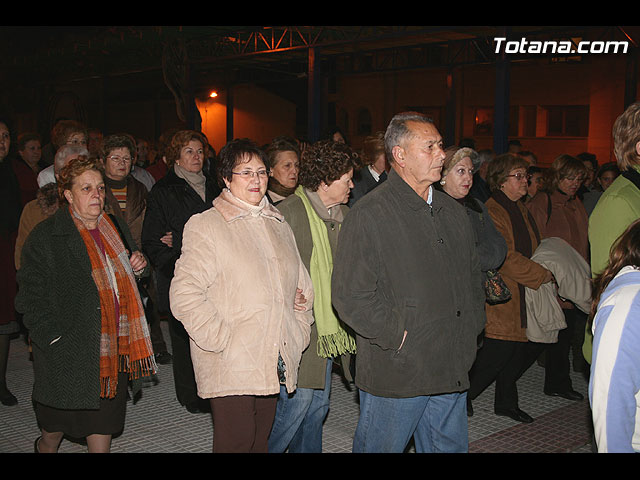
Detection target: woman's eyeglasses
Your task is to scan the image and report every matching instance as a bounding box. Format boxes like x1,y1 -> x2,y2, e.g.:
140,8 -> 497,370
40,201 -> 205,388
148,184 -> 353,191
506,173 -> 531,181
231,170 -> 269,179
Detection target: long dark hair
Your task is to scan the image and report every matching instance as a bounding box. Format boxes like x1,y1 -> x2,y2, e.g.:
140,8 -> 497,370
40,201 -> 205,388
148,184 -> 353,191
590,218 -> 640,323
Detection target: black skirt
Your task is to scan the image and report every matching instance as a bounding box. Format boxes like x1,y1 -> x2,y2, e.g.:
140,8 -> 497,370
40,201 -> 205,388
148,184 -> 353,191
35,372 -> 128,438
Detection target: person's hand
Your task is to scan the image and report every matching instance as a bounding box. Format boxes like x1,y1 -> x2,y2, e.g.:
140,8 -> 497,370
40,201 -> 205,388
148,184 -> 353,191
543,268 -> 555,284
160,231 -> 173,248
130,251 -> 147,274
294,288 -> 308,311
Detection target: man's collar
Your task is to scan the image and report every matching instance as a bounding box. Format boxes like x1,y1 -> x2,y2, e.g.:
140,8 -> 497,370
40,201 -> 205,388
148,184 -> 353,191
388,168 -> 435,210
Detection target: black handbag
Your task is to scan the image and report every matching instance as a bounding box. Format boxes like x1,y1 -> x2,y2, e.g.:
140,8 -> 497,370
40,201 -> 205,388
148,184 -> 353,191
484,269 -> 512,304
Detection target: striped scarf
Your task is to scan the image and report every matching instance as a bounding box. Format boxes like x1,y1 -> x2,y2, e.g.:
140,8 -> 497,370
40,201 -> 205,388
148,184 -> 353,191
71,207 -> 157,398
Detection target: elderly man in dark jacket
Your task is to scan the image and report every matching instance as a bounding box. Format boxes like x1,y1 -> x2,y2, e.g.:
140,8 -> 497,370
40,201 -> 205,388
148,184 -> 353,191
332,112 -> 485,453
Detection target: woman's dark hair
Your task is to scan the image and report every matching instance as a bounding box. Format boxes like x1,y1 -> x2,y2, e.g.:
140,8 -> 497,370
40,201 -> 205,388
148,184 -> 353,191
325,126 -> 347,144
298,139 -> 359,191
218,138 -> 269,184
57,155 -> 104,204
359,131 -> 386,169
590,218 -> 640,323
51,119 -> 87,149
576,152 -> 597,172
596,161 -> 620,180
0,116 -> 13,132
103,133 -> 136,159
540,154 -> 588,193
485,153 -> 529,192
265,136 -> 300,170
16,132 -> 41,151
165,130 -> 207,168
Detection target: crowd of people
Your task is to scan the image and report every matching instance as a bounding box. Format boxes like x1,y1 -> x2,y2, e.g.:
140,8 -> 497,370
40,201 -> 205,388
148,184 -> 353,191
0,101 -> 639,454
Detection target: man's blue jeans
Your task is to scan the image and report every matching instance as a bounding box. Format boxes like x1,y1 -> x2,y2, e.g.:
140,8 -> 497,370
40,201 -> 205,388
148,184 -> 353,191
353,389 -> 469,453
268,359 -> 332,453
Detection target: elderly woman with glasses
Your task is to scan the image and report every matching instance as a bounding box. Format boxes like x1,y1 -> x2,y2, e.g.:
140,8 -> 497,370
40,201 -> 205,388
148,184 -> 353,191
169,138 -> 314,453
527,154 -> 591,391
102,134 -> 147,248
467,153 -> 554,424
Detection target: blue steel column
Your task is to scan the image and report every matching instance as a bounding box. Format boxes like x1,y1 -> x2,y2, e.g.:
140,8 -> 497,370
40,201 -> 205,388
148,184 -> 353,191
493,27 -> 511,155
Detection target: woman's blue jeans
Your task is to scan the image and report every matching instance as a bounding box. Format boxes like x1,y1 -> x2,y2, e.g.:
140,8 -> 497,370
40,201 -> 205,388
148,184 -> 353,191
268,359 -> 333,453
353,389 -> 469,453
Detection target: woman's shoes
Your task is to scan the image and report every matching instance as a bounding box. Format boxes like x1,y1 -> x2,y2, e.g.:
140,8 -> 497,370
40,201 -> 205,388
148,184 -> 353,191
185,399 -> 211,414
494,407 -> 534,423
0,389 -> 17,406
544,389 -> 584,401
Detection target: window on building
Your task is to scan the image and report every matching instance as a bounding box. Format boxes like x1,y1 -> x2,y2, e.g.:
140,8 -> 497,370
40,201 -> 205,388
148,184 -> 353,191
520,105 -> 537,137
545,105 -> 589,137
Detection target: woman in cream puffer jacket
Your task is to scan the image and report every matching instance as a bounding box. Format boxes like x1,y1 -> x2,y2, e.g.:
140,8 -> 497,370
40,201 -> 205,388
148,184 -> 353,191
169,139 -> 314,453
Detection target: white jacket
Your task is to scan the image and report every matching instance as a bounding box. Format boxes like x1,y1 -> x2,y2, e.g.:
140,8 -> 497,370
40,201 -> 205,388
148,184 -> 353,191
525,237 -> 591,343
170,190 -> 314,398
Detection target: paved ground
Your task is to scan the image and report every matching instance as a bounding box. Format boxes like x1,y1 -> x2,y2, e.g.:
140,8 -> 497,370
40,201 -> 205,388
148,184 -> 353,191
0,321 -> 594,453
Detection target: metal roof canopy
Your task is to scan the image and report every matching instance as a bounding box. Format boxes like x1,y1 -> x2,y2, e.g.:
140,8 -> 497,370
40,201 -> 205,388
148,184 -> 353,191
1,26 -> 637,144
2,26 -> 637,86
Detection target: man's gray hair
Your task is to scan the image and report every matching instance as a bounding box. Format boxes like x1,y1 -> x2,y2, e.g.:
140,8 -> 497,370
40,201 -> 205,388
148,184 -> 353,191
54,144 -> 89,172
384,111 -> 434,163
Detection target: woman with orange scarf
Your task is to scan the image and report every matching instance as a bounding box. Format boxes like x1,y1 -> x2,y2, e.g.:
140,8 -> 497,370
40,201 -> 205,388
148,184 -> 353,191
16,156 -> 157,453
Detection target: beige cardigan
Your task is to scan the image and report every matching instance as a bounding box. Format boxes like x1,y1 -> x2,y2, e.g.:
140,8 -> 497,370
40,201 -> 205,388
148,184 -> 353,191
525,237 -> 592,343
169,190 -> 314,398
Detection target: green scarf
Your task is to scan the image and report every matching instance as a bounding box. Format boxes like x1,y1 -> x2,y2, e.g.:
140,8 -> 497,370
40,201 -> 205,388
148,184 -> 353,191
295,186 -> 356,358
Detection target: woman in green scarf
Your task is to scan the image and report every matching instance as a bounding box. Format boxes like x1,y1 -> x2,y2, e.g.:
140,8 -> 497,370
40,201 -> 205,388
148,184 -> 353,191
268,139 -> 358,453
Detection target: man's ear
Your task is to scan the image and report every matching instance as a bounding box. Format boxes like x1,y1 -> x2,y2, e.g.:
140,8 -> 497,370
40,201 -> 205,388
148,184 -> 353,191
392,145 -> 405,168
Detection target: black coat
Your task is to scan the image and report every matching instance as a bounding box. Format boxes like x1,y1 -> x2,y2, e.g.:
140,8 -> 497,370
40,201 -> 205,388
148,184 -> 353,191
141,168 -> 221,311
433,185 -> 507,274
332,169 -> 485,398
0,157 -> 21,236
348,166 -> 386,207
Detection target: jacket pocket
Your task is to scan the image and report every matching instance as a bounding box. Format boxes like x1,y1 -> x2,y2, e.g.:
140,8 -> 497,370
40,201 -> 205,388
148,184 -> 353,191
393,297 -> 418,357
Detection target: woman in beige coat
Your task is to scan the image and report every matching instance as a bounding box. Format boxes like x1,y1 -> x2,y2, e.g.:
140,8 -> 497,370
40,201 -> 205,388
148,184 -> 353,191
169,138 -> 314,453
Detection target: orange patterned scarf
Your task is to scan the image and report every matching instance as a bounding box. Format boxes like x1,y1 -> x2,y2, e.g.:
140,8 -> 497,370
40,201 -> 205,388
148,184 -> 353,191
70,207 -> 157,398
